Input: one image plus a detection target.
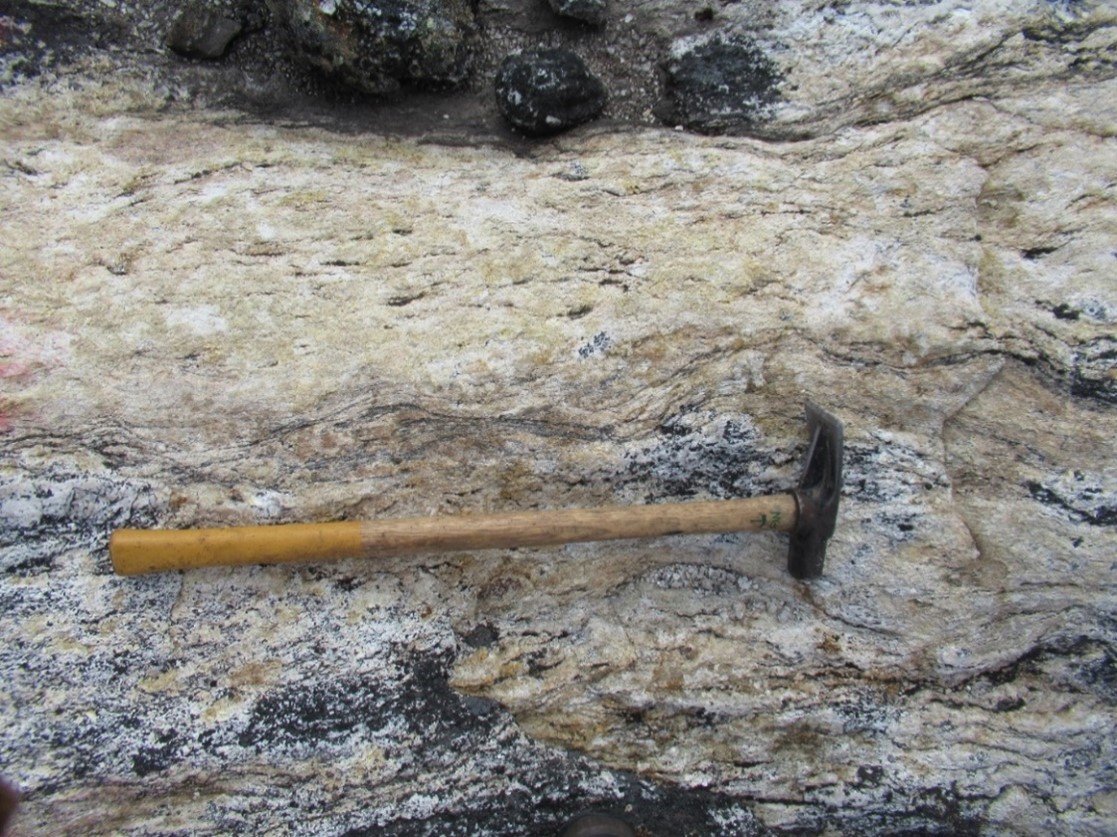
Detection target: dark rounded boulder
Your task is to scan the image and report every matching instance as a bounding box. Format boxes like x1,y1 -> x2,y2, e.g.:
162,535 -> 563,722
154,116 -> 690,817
547,0 -> 607,27
165,0 -> 255,59
494,48 -> 607,136
273,0 -> 476,94
662,33 -> 782,134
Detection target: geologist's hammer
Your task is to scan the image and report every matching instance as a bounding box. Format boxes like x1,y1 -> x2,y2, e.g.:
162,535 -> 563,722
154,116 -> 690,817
111,404 -> 843,579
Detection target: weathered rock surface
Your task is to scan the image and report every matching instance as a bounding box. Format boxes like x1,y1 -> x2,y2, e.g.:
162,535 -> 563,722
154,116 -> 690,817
1,1 -> 1116,835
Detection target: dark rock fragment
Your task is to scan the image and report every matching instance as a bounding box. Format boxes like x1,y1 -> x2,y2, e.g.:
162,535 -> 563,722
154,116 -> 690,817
495,48 -> 607,136
662,32 -> 781,134
166,2 -> 243,60
272,0 -> 475,94
547,0 -> 607,27
0,4 -> 118,85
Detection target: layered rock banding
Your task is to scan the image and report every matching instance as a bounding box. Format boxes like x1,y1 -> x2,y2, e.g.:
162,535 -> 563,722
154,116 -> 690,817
0,1 -> 1115,834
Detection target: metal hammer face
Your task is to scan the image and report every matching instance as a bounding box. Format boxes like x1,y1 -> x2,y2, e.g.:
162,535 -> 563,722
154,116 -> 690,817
787,403 -> 844,579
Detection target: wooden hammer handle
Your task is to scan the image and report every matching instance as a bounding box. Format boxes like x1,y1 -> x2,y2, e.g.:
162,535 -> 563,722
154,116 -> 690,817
110,494 -> 798,575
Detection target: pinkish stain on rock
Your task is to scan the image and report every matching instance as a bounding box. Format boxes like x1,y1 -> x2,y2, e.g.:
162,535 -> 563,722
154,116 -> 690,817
0,328 -> 28,431
0,314 -> 71,432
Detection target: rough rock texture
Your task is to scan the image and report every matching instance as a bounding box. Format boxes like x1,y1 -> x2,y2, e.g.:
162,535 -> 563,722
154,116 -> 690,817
661,33 -> 782,133
495,48 -> 607,135
272,0 -> 476,93
165,4 -> 243,60
546,0 -> 607,28
2,1 -> 1117,835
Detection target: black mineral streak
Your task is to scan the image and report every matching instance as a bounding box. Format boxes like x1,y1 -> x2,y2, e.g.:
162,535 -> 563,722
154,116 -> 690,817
1022,245 -> 1061,260
0,467 -> 160,575
131,727 -> 186,778
1070,337 -> 1117,404
1025,477 -> 1117,527
983,637 -> 1117,706
547,0 -> 607,27
622,407 -> 779,502
233,647 -> 503,756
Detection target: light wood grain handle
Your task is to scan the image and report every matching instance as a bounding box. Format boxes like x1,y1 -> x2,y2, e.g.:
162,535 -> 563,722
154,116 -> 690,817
110,521 -> 364,576
110,494 -> 798,575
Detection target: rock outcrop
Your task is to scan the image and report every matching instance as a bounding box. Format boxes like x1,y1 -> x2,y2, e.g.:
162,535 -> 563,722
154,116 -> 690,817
1,1 -> 1115,834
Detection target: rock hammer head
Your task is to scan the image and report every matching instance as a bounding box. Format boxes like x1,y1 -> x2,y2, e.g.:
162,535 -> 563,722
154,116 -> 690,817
788,403 -> 844,579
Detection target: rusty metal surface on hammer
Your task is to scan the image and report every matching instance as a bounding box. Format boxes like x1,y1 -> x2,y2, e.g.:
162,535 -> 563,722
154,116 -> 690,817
110,404 -> 844,579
